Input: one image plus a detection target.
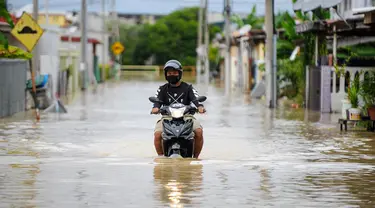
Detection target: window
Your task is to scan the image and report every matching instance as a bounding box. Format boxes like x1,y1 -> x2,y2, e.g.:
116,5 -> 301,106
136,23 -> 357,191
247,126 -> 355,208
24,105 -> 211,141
354,71 -> 360,89
364,71 -> 370,85
336,72 -> 340,93
331,71 -> 333,93
372,0 -> 375,6
345,71 -> 350,93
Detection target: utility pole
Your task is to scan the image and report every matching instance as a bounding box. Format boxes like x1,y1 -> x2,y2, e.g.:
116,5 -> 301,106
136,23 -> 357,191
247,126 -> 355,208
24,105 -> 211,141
115,0 -> 120,64
224,0 -> 231,95
44,0 -> 49,25
111,0 -> 119,60
196,0 -> 204,84
80,0 -> 88,91
110,0 -> 121,80
272,0 -> 277,108
101,0 -> 106,82
203,0 -> 210,85
32,0 -> 39,75
265,0 -> 276,108
32,0 -> 40,120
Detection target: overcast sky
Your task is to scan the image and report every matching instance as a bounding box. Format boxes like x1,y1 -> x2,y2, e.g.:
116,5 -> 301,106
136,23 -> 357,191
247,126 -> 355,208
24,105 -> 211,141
10,0 -> 294,15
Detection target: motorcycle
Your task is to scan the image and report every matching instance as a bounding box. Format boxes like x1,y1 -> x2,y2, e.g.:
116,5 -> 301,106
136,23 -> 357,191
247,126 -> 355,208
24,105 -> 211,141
149,96 -> 207,158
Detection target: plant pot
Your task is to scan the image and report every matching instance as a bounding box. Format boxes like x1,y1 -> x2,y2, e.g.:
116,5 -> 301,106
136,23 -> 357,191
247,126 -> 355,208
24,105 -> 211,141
348,108 -> 361,121
341,99 -> 352,119
368,106 -> 375,120
328,54 -> 333,66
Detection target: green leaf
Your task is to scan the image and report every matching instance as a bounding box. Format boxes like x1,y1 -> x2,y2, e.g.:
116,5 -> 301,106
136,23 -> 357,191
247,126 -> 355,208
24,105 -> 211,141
0,3 -> 14,50
132,7 -> 202,65
0,8 -> 14,28
0,32 -> 8,49
0,45 -> 33,59
230,14 -> 244,27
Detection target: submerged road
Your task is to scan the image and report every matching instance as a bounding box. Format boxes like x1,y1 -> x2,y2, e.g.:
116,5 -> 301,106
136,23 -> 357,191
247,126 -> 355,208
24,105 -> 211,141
1,77 -> 375,207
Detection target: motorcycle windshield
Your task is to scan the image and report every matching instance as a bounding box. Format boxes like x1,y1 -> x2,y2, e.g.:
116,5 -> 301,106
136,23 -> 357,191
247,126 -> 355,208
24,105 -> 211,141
169,106 -> 186,118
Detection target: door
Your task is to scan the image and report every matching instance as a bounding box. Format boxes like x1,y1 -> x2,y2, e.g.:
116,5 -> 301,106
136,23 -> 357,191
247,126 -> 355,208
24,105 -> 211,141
309,67 -> 321,111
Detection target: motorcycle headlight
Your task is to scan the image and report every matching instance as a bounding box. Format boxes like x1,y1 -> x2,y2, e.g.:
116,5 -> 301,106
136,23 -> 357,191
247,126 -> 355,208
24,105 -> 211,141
169,107 -> 186,118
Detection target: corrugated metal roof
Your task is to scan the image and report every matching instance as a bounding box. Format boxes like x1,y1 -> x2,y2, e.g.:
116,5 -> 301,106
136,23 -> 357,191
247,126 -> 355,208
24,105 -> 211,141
353,7 -> 375,15
293,0 -> 343,12
0,14 -> 17,24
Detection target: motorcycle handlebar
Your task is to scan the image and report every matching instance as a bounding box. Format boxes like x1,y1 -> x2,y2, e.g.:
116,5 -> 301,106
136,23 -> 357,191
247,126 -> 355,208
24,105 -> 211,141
150,106 -> 205,115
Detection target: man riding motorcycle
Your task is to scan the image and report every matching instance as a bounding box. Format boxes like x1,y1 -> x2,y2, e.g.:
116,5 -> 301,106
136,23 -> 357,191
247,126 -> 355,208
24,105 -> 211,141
151,60 -> 205,158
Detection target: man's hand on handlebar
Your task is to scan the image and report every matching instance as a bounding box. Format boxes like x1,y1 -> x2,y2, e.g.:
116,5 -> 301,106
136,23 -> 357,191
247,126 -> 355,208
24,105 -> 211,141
198,106 -> 206,114
151,107 -> 160,114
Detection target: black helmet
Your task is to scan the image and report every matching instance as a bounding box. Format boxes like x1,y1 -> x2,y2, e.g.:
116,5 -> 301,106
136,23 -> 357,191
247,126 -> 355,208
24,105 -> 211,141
163,60 -> 183,81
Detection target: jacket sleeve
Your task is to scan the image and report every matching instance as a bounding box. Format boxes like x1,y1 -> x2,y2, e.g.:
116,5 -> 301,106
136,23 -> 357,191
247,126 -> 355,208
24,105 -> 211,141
153,86 -> 163,108
188,85 -> 203,108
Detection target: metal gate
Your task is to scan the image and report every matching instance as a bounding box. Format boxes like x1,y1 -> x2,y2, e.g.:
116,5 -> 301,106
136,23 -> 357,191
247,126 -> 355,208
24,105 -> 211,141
308,66 -> 321,111
0,59 -> 27,118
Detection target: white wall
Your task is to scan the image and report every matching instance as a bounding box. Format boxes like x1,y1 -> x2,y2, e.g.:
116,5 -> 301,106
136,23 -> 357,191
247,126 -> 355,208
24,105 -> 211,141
230,46 -> 238,89
37,30 -> 60,95
73,13 -> 111,66
60,30 -> 107,70
330,66 -> 375,113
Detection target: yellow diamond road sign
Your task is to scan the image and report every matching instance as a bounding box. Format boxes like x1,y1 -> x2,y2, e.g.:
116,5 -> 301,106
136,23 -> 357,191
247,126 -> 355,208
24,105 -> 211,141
11,12 -> 44,52
112,42 -> 124,55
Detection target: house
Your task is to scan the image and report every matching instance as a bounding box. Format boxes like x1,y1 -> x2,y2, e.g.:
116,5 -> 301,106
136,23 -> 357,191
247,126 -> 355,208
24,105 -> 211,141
60,11 -> 111,71
37,11 -> 70,27
11,7 -> 110,75
294,0 -> 375,113
11,6 -> 70,27
116,12 -> 164,25
115,12 -> 234,26
214,28 -> 266,92
231,29 -> 266,92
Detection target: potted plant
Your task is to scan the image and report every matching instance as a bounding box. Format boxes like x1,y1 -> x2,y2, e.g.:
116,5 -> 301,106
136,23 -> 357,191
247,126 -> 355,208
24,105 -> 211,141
334,52 -> 357,119
347,76 -> 361,120
341,98 -> 351,119
359,71 -> 375,120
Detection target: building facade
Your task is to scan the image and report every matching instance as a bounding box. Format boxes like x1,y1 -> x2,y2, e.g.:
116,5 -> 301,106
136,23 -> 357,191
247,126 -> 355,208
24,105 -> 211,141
116,13 -> 164,25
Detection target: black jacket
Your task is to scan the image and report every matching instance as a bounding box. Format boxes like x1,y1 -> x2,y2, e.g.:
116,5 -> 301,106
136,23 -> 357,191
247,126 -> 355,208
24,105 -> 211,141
153,82 -> 204,108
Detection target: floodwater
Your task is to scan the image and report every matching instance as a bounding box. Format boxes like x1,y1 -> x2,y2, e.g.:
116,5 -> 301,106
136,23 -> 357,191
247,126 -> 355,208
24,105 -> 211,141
1,73 -> 375,207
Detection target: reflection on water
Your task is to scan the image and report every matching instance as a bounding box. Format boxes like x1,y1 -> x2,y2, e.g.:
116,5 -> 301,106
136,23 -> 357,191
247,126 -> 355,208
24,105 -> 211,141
153,158 -> 203,207
1,161 -> 40,207
1,72 -> 375,207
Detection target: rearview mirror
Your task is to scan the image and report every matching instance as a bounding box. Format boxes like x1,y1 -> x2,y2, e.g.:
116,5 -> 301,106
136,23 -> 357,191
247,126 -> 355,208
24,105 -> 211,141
196,96 -> 207,103
149,96 -> 163,104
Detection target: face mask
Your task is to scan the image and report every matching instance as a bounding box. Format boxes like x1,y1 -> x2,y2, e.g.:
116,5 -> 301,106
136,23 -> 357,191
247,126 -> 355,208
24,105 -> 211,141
166,75 -> 180,84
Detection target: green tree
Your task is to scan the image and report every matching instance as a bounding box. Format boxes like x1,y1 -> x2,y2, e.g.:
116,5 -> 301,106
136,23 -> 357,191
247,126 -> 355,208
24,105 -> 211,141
117,24 -> 142,64
276,0 -> 331,104
231,5 -> 263,29
0,0 -> 15,49
132,7 -> 220,66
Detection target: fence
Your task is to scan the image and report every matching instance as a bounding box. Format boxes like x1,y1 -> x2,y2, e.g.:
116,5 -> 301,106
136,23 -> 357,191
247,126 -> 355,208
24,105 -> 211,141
0,59 -> 28,118
306,65 -> 375,113
330,66 -> 375,113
